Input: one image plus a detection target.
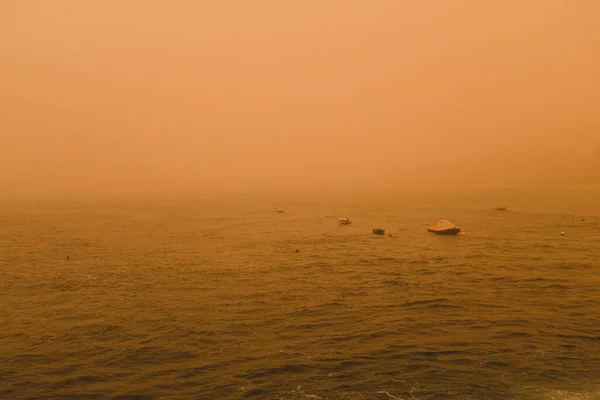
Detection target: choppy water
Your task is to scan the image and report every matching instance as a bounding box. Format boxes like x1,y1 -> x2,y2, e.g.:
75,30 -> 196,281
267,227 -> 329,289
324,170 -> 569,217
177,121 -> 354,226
1,187 -> 600,400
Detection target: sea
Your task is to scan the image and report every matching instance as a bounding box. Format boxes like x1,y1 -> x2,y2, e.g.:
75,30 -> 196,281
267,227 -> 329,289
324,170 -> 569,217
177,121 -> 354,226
1,186 -> 599,400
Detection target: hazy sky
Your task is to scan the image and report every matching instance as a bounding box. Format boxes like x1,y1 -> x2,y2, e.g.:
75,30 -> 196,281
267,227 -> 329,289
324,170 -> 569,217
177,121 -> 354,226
1,1 -> 599,197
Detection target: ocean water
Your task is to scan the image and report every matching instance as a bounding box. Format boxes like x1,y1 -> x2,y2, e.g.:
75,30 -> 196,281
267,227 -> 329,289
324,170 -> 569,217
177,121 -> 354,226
1,186 -> 600,400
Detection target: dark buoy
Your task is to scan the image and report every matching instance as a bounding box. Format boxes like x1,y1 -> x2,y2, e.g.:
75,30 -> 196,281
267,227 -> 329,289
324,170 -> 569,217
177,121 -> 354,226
295,249 -> 299,253
66,256 -> 70,260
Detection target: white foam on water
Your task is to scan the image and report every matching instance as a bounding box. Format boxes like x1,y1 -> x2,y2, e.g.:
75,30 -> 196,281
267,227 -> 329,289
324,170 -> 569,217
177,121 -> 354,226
535,389 -> 600,400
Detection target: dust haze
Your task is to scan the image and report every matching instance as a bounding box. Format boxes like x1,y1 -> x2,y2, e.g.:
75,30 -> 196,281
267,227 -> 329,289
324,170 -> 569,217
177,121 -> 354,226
1,1 -> 599,198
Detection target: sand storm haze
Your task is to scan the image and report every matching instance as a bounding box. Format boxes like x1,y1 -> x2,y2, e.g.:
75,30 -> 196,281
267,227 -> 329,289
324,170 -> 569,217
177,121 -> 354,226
2,2 -> 600,400
1,1 -> 600,197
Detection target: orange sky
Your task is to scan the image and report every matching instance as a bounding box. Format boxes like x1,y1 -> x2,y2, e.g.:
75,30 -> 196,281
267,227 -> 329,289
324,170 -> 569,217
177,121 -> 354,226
1,1 -> 599,197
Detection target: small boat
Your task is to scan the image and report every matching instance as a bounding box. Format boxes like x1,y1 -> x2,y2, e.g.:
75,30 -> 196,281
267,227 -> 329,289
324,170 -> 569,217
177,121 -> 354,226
338,217 -> 352,225
372,228 -> 386,235
494,207 -> 508,211
274,208 -> 285,213
428,219 -> 461,235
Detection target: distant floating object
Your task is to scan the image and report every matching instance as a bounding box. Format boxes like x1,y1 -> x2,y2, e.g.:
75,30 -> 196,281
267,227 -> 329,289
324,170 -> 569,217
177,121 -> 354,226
372,228 -> 386,235
66,255 -> 70,260
274,208 -> 285,213
560,231 -> 565,236
338,217 -> 352,225
494,207 -> 508,211
461,232 -> 466,236
428,219 -> 461,235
